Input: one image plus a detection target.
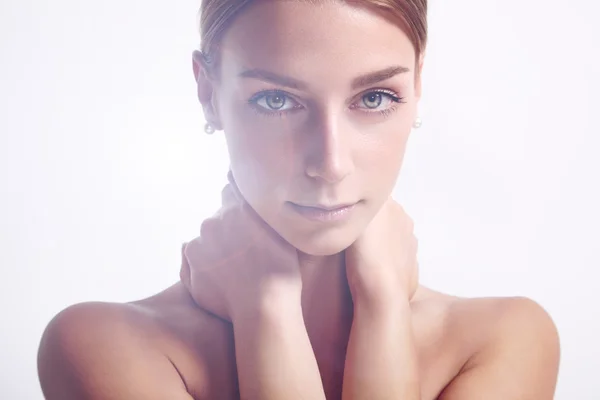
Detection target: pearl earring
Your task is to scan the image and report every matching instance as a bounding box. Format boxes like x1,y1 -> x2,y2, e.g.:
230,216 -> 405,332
204,122 -> 215,135
413,117 -> 422,129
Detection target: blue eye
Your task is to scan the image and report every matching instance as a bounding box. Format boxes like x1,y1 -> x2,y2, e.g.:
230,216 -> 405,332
264,93 -> 286,110
363,92 -> 384,108
249,90 -> 301,113
247,88 -> 404,119
356,90 -> 404,111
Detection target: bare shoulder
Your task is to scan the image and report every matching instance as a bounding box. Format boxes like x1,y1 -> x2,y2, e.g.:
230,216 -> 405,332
414,287 -> 560,400
38,283 -> 237,400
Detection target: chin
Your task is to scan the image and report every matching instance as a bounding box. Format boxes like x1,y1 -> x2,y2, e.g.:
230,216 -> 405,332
285,228 -> 358,256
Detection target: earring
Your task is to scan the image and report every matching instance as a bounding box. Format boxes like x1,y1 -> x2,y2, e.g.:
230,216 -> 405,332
413,117 -> 422,129
204,122 -> 215,135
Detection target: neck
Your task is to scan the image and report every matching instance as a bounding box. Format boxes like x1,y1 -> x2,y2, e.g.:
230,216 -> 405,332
298,251 -> 344,275
298,250 -> 352,325
298,251 -> 349,298
298,251 -> 353,397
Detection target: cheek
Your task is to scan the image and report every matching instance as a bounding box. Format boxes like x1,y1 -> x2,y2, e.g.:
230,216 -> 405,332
358,123 -> 411,172
226,129 -> 297,181
222,103 -> 299,203
352,126 -> 411,201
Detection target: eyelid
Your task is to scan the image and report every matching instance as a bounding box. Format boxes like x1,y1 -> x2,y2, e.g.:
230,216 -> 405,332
354,87 -> 402,101
247,87 -> 404,119
249,87 -> 401,105
248,89 -> 304,117
349,88 -> 405,110
249,89 -> 303,106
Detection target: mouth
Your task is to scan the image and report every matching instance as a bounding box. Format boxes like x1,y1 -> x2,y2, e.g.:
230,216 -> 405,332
287,201 -> 359,222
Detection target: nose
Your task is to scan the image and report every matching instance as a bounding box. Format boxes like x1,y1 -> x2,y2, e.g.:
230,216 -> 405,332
304,111 -> 355,184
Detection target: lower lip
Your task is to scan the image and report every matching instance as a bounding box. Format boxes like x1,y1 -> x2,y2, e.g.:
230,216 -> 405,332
288,202 -> 357,222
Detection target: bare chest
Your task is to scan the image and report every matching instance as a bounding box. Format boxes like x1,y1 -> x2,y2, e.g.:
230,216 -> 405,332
163,296 -> 469,400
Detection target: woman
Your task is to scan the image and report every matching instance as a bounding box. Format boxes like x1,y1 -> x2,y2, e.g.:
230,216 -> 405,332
37,0 -> 560,399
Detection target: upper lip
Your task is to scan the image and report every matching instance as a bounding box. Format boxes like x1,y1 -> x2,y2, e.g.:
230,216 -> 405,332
290,202 -> 357,211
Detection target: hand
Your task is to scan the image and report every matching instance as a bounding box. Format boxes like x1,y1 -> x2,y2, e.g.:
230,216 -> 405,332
344,197 -> 419,305
342,198 -> 421,400
180,175 -> 302,321
181,174 -> 326,400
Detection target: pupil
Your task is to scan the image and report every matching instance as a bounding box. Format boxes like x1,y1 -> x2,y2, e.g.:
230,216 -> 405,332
267,95 -> 285,110
364,93 -> 382,108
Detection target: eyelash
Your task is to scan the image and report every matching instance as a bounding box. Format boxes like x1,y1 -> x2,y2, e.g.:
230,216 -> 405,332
247,89 -> 406,118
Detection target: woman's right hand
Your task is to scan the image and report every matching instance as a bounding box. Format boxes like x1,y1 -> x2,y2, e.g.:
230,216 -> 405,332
181,177 -> 326,400
180,179 -> 302,321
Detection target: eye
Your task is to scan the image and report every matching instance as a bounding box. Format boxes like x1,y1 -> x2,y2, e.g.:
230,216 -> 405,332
363,92 -> 384,109
249,90 -> 301,113
264,93 -> 286,110
352,89 -> 405,113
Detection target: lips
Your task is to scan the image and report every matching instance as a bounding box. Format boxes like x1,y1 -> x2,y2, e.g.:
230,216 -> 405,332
287,201 -> 358,222
291,202 -> 356,211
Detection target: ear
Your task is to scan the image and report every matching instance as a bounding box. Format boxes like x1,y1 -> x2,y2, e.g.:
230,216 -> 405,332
414,52 -> 425,101
192,50 -> 223,130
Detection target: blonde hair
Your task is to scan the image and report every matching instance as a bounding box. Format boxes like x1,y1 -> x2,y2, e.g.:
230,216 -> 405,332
198,0 -> 427,75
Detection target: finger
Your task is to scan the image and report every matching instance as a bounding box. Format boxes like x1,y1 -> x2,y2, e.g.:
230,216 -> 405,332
221,183 -> 237,206
227,170 -> 244,201
179,242 -> 192,289
384,195 -> 396,208
200,215 -> 220,237
184,235 -> 211,265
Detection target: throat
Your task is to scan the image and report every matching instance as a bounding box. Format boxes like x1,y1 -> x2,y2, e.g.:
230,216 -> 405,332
300,253 -> 354,397
299,252 -> 353,327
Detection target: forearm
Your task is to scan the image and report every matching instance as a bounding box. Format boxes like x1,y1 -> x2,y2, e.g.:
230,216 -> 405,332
231,286 -> 326,400
342,295 -> 420,400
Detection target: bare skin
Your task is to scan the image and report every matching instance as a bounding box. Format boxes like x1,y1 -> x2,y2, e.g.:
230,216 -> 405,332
38,1 -> 560,399
37,281 -> 559,399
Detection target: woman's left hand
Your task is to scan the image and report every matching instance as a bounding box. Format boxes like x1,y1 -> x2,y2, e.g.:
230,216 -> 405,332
344,197 -> 419,305
342,197 -> 421,400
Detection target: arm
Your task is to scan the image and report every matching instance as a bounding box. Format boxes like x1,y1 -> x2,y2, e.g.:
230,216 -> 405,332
38,303 -> 194,400
342,198 -> 421,400
181,179 -> 326,400
342,292 -> 420,400
439,297 -> 560,400
230,283 -> 326,400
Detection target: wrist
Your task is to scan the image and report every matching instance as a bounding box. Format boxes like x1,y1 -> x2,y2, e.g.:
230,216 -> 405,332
231,278 -> 303,324
352,286 -> 411,316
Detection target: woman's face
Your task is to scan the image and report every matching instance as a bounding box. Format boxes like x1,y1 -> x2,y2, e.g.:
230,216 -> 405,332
196,0 -> 422,256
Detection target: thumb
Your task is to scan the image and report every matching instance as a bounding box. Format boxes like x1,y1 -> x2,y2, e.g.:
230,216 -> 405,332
220,183 -> 238,207
226,170 -> 244,202
179,242 -> 192,291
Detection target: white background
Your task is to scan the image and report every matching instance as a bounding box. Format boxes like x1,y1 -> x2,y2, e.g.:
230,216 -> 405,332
1,0 -> 598,398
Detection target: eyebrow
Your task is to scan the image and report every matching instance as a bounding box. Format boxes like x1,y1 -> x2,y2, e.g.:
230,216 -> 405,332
238,65 -> 410,91
239,69 -> 307,90
351,65 -> 410,89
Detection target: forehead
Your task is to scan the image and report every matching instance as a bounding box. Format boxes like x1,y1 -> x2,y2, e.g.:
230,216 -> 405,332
218,0 -> 416,86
